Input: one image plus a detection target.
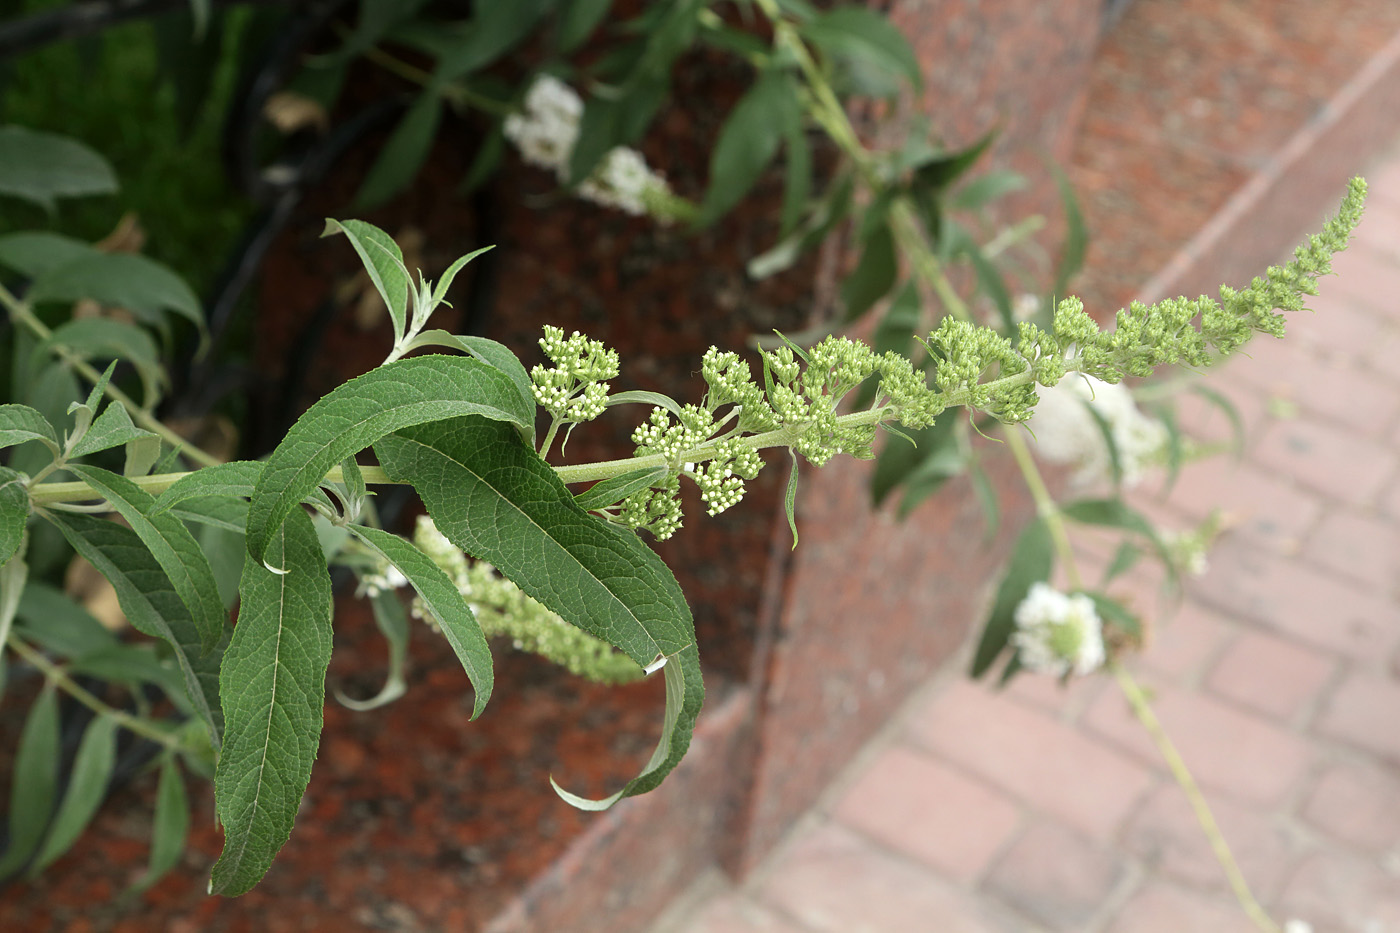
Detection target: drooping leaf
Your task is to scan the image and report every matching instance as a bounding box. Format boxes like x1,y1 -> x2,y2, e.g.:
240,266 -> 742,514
0,126 -> 118,210
245,354 -> 534,564
210,508 -> 332,897
1052,166 -> 1087,299
398,330 -> 535,441
965,242 -> 1015,336
0,468 -> 28,565
375,415 -> 701,805
603,389 -> 686,420
970,517 -> 1053,678
1083,399 -> 1124,490
558,0 -> 613,51
67,466 -> 225,655
0,232 -> 95,278
336,588 -> 409,712
28,714 -> 118,876
968,459 -> 1000,540
43,318 -> 164,408
784,449 -> 800,549
573,465 -> 670,512
193,521 -> 245,610
28,253 -> 204,333
348,524 -> 491,716
841,224 -> 897,322
950,170 -> 1027,212
1060,497 -> 1174,576
129,757 -> 189,894
69,402 -> 157,459
0,686 -> 59,878
14,582 -> 117,659
322,219 -> 410,340
699,68 -> 798,226
911,130 -> 996,194
353,92 -> 443,211
68,643 -> 187,698
800,7 -> 922,96
0,404 -> 60,456
45,512 -> 224,744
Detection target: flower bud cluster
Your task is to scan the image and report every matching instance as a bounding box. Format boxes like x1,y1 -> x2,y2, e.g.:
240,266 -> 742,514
617,474 -> 685,541
411,517 -> 641,683
531,326 -> 619,424
695,440 -> 764,515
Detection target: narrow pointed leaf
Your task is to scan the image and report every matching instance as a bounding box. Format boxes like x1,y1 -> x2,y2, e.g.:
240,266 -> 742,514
0,468 -> 28,564
15,582 -> 117,658
0,686 -> 59,878
699,68 -> 795,226
0,231 -> 95,278
29,252 -> 204,333
970,517 -> 1052,678
400,331 -> 534,441
69,402 -> 157,459
604,390 -> 686,420
211,509 -> 332,896
429,247 -> 494,309
322,219 -> 409,340
352,92 -> 443,211
784,450 -> 800,549
154,461 -> 263,512
0,404 -> 60,454
29,714 -> 118,876
246,354 -> 534,564
348,524 -> 491,716
45,512 -> 224,743
800,7 -> 922,94
573,465 -> 670,512
68,466 -> 224,654
375,415 -> 702,804
130,757 -> 189,894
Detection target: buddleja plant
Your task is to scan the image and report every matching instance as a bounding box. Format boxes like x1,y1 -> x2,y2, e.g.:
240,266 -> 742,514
0,101 -> 1368,904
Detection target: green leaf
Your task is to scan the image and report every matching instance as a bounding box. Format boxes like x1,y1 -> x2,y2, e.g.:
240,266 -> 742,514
69,402 -> 156,459
15,582 -> 117,659
28,714 -> 118,876
0,126 -> 118,210
1190,384 -> 1246,456
841,224 -> 897,322
950,170 -> 1027,211
748,171 -> 855,280
800,7 -> 922,95
912,130 -> 997,193
1052,167 -> 1087,299
459,124 -> 505,194
43,318 -> 164,409
1060,498 -> 1177,590
784,449 -> 800,549
375,415 -> 702,805
353,93 -> 443,211
335,589 -> 408,712
68,466 -> 225,655
779,95 -> 811,239
68,644 -> 187,697
604,389 -> 686,421
573,465 -> 670,512
0,468 -> 28,565
1102,540 -> 1141,585
870,417 -> 954,507
154,461 -> 263,512
0,405 -> 59,455
970,517 -> 1053,678
28,253 -> 204,333
434,0 -> 551,80
0,232 -> 95,278
348,524 -> 491,716
1086,591 -> 1141,640
699,69 -> 797,226
558,0 -> 613,51
125,434 -> 163,478
399,330 -> 535,442
0,686 -> 59,878
130,758 -> 189,895
193,521 -> 245,610
322,219 -> 410,340
428,247 -> 495,310
45,512 -> 225,744
246,354 -> 534,564
968,459 -> 1000,541
1156,404 -> 1184,494
211,508 -> 332,897
966,243 -> 1015,336
1083,400 -> 1123,489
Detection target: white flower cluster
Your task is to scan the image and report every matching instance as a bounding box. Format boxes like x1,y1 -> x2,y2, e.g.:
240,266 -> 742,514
503,74 -> 671,217
694,440 -> 764,516
1012,582 -> 1106,677
531,326 -> 619,424
1029,373 -> 1167,487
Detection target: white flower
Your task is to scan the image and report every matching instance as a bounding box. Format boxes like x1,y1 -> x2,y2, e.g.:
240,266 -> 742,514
359,560 -> 410,597
1283,921 -> 1313,933
1012,582 -> 1106,677
503,75 -> 671,217
1029,373 -> 1167,487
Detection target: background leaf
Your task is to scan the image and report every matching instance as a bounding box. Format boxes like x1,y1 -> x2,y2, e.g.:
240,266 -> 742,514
799,7 -> 922,96
699,69 -> 797,226
210,508 -> 332,896
970,517 -> 1053,678
336,589 -> 409,712
0,686 -> 59,878
0,126 -> 118,210
0,467 -> 29,565
28,714 -> 118,876
28,253 -> 204,333
841,225 -> 897,322
353,93 -> 443,211
129,757 -> 189,894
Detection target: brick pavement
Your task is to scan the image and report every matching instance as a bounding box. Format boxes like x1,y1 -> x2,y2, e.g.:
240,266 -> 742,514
651,155 -> 1400,933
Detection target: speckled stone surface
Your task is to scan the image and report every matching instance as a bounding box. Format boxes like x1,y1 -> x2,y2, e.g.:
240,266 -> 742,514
6,0 -> 1400,930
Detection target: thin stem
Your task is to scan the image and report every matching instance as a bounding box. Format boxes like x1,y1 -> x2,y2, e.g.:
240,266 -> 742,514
7,636 -> 183,751
1112,663 -> 1282,933
1002,425 -> 1082,590
0,283 -> 222,468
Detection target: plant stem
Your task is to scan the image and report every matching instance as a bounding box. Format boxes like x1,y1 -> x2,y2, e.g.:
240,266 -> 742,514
1002,425 -> 1082,590
0,284 -> 222,469
1112,663 -> 1282,933
7,636 -> 183,751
